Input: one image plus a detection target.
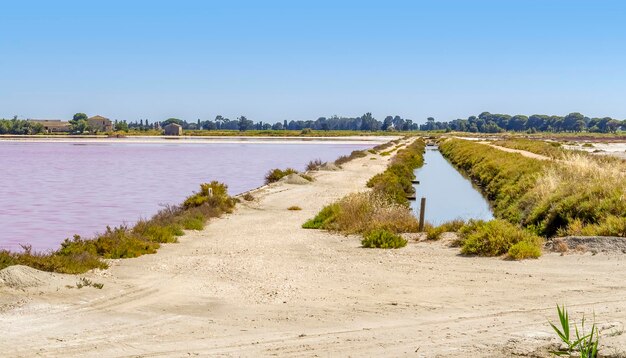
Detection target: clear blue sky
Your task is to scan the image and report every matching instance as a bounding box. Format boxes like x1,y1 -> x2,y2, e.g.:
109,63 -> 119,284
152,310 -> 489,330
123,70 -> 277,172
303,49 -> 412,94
2,0 -> 625,124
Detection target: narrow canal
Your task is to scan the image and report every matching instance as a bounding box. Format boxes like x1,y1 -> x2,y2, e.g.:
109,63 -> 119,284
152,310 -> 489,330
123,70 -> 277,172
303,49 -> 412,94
410,146 -> 493,225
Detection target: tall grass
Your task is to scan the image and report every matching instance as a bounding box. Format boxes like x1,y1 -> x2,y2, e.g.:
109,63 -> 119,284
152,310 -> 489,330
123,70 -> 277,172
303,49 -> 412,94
0,181 -> 236,274
302,192 -> 419,234
439,139 -> 626,238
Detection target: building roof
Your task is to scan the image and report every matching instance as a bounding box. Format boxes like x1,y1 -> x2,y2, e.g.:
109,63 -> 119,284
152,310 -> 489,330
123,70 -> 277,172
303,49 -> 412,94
164,123 -> 182,128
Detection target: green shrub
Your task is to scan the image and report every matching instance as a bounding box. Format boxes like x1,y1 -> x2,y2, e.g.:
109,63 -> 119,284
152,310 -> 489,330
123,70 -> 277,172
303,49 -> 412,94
508,238 -> 542,260
459,219 -> 543,258
361,229 -> 407,249
365,139 -> 425,206
264,168 -> 299,184
425,219 -> 465,240
302,203 -> 340,229
178,213 -> 205,230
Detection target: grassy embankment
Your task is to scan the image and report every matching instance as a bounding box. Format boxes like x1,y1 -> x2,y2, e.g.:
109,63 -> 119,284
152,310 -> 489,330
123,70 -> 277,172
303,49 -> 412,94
0,182 -> 236,273
302,139 -> 426,248
434,139 -> 626,256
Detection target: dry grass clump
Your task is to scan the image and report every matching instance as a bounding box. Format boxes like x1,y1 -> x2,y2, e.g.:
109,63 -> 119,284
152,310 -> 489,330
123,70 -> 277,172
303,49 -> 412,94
242,192 -> 254,201
334,150 -> 367,166
302,192 -> 418,235
288,206 -> 302,211
306,159 -> 324,171
552,238 -> 569,254
0,181 -> 236,274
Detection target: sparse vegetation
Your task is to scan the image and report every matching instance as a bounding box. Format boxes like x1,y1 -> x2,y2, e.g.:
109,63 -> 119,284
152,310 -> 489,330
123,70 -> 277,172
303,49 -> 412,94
242,192 -> 255,201
549,305 -> 599,357
334,150 -> 368,166
264,168 -> 299,184
288,206 -> 302,211
361,229 -> 407,249
300,174 -> 314,182
75,277 -> 104,289
306,159 -> 323,171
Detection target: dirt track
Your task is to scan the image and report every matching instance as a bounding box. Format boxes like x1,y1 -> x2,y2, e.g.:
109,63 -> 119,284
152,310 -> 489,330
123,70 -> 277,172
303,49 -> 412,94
1,140 -> 626,357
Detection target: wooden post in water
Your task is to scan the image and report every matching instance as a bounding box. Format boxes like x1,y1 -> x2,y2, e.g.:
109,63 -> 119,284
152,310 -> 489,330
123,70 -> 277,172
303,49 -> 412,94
418,197 -> 426,231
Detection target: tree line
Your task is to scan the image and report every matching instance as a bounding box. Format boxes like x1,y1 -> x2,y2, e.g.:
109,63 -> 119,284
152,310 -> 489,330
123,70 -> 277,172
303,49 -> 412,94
421,112 -> 625,133
2,111 -> 624,135
126,113 -> 418,132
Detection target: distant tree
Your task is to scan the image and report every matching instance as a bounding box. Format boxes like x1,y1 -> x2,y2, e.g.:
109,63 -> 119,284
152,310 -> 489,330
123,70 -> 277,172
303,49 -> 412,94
69,113 -> 89,134
162,118 -> 183,126
238,116 -> 253,131
73,113 -> 88,121
381,116 -> 393,130
115,121 -> 129,132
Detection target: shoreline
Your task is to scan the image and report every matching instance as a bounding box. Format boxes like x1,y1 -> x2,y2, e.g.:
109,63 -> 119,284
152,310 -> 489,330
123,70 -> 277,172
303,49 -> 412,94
1,138 -> 626,356
0,135 -> 400,145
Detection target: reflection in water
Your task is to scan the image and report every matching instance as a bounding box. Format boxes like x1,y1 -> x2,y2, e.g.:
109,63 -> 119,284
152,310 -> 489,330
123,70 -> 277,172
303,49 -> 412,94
0,141 -> 371,251
410,148 -> 493,225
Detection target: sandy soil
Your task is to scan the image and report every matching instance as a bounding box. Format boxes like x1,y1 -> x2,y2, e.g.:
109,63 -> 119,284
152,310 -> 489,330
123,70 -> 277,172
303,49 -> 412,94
2,140 -> 626,357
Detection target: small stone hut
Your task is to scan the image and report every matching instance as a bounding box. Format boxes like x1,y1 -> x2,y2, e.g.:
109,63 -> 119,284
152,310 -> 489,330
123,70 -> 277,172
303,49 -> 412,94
164,123 -> 183,136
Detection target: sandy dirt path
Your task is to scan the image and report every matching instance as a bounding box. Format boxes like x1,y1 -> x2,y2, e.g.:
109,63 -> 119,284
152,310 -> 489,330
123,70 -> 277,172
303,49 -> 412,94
1,139 -> 626,357
477,141 -> 552,161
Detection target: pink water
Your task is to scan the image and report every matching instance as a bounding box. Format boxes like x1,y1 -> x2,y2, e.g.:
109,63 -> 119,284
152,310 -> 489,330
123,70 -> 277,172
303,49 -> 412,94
0,140 -> 372,251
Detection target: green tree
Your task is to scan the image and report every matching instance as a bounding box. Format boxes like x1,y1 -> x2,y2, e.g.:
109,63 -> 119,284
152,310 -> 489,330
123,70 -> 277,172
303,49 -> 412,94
73,113 -> 88,121
115,121 -> 129,132
162,118 -> 183,126
69,113 -> 89,134
238,116 -> 253,131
